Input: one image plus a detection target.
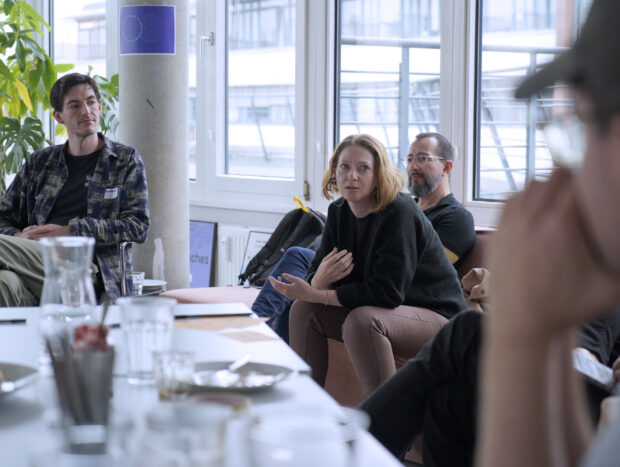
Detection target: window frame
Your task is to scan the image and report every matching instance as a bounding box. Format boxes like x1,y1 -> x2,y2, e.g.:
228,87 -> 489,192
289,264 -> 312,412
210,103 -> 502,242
191,0 -> 307,214
190,0 -> 504,225
443,0 -> 502,226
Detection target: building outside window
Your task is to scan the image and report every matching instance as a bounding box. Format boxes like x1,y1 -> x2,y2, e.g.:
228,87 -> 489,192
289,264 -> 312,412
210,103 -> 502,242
336,0 -> 441,170
192,0 -> 302,211
225,0 -> 297,179
53,0 -> 106,76
475,0 -> 593,200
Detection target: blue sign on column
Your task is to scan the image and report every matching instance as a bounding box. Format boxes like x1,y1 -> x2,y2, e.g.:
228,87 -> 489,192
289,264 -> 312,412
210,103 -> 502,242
120,5 -> 175,55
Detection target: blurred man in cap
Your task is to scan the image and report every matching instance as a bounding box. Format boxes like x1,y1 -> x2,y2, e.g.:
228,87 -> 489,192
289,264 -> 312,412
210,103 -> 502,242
478,0 -> 620,465
360,1 -> 620,466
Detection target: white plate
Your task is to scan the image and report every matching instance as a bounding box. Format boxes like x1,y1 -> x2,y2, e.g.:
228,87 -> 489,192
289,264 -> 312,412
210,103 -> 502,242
143,279 -> 167,288
191,361 -> 294,393
0,362 -> 38,397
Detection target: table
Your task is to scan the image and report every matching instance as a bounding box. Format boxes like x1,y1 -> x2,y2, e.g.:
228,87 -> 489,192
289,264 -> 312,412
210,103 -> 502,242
0,303 -> 400,466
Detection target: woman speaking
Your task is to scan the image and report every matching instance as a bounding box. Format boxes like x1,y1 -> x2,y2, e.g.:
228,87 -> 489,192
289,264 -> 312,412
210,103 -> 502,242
269,134 -> 465,394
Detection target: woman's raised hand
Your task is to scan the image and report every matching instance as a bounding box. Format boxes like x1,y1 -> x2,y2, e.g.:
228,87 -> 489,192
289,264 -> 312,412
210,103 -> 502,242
310,247 -> 354,290
268,273 -> 318,302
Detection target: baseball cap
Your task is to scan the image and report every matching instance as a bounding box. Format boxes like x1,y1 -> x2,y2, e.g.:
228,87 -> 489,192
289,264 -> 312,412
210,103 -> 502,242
515,0 -> 620,100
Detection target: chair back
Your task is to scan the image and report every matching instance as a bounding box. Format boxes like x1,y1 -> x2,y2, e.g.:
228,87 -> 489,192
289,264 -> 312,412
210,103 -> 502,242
456,227 -> 494,279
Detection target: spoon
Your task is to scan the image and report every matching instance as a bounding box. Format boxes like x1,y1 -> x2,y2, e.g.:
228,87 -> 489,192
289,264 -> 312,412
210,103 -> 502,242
192,355 -> 253,388
228,354 -> 251,373
98,297 -> 111,340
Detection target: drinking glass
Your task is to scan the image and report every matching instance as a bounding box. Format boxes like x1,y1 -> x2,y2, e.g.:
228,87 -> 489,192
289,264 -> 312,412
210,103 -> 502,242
131,271 -> 145,296
153,350 -> 195,400
38,236 -> 98,374
29,411 -> 134,467
247,405 -> 369,467
40,236 -> 97,311
137,402 -> 232,467
117,296 -> 176,385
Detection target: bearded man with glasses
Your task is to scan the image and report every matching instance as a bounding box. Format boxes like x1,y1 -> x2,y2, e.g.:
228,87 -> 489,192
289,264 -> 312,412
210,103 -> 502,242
404,132 -> 475,269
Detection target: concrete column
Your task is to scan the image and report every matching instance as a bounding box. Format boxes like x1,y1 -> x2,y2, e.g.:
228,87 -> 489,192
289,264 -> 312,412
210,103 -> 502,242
118,0 -> 190,290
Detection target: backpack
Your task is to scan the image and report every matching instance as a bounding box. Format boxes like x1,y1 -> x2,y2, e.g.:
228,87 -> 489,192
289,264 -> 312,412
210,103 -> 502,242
238,207 -> 326,287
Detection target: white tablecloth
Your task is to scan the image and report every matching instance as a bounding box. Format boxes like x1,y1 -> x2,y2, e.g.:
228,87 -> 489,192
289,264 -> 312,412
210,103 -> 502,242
0,304 -> 400,467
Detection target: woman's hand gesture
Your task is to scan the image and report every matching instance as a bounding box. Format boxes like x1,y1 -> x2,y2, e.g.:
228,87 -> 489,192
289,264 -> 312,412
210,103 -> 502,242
310,247 -> 354,290
268,273 -> 321,303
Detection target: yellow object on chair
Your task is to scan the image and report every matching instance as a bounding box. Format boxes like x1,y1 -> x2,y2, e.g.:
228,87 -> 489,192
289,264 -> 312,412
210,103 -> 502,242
293,196 -> 309,213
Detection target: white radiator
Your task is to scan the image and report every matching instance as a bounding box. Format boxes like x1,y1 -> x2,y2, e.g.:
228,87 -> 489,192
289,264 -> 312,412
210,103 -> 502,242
215,225 -> 272,286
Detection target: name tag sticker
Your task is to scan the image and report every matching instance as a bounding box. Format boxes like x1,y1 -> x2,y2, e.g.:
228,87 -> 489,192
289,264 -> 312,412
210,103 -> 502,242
104,188 -> 118,199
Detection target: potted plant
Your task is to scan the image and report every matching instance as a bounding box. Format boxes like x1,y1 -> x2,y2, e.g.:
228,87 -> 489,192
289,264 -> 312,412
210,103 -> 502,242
0,0 -> 73,192
92,69 -> 119,137
0,1 -> 120,194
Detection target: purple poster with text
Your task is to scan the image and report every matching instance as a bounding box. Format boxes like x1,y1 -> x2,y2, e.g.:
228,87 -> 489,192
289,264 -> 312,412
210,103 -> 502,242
120,5 -> 175,55
189,221 -> 216,288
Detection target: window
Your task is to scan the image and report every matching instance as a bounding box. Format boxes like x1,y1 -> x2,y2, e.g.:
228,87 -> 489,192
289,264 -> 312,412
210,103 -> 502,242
474,0 -> 593,201
192,0 -> 597,225
77,18 -> 105,61
194,0 -> 303,210
226,0 -> 296,179
336,0 -> 441,169
53,0 -> 106,75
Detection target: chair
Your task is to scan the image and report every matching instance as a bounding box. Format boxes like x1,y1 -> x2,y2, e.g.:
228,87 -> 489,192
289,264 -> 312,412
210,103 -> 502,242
119,241 -> 132,297
322,227 -> 494,405
163,227 -> 495,406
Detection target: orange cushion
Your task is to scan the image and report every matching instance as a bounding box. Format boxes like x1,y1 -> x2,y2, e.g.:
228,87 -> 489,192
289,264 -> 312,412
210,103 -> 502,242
161,285 -> 260,309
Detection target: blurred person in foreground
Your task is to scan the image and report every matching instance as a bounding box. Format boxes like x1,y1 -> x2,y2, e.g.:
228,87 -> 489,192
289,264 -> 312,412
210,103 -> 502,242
477,0 -> 620,465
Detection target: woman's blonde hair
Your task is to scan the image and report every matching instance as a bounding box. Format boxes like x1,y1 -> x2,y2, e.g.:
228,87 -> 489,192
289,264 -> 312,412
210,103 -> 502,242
321,134 -> 405,213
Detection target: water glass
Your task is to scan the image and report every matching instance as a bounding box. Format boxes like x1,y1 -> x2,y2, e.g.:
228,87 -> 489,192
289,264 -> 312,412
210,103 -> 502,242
131,271 -> 145,296
247,406 -> 368,467
153,350 -> 195,400
117,296 -> 176,385
38,236 -> 98,374
30,411 -> 134,467
137,402 -> 232,467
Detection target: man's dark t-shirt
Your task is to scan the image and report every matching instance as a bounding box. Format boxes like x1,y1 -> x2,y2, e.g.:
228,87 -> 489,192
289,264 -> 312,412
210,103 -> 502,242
422,193 -> 476,269
46,149 -> 101,226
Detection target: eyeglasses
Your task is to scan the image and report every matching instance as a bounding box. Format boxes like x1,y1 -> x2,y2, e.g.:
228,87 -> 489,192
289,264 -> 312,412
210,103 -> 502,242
543,113 -> 586,168
400,154 -> 446,166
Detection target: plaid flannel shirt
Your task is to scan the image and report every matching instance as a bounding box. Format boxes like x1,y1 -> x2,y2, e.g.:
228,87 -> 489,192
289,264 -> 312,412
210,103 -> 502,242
0,133 -> 150,299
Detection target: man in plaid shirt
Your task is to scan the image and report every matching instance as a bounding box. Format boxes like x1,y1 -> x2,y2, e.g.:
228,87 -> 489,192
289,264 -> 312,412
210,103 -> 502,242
0,73 -> 149,305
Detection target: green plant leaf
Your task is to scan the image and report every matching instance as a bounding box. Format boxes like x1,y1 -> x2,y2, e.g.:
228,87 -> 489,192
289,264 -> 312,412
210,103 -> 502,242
0,0 -> 66,175
0,116 -> 45,173
0,60 -> 14,80
0,30 -> 14,49
42,55 -> 56,90
27,58 -> 43,89
20,35 -> 47,61
15,37 -> 26,71
16,1 -> 49,35
0,116 -> 21,134
55,63 -> 74,73
15,80 -> 32,111
7,84 -> 21,117
3,0 -> 15,16
92,73 -> 119,135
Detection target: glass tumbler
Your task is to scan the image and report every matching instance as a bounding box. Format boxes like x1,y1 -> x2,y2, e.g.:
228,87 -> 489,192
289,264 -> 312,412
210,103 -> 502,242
117,296 -> 176,385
